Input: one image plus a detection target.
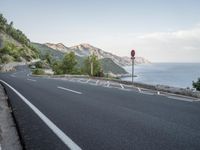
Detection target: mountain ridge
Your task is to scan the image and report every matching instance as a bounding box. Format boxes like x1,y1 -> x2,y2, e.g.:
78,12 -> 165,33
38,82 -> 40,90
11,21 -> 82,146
32,42 -> 128,75
44,42 -> 150,66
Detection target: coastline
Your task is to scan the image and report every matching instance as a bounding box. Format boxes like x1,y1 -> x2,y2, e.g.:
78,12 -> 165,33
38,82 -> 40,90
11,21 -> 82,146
122,63 -> 200,88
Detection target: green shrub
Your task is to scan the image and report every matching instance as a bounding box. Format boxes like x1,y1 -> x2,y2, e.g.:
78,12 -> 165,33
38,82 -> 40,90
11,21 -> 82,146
35,61 -> 44,68
52,61 -> 63,75
1,54 -> 14,63
193,78 -> 200,91
32,68 -> 45,75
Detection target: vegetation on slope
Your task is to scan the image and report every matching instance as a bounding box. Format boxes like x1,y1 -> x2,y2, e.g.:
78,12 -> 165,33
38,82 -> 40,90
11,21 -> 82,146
0,14 -> 39,64
83,54 -> 103,76
51,52 -> 102,76
31,42 -> 64,60
100,58 -> 127,74
32,43 -> 128,75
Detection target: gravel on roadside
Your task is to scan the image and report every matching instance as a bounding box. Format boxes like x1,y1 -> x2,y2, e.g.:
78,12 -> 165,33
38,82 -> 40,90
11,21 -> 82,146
0,84 -> 22,150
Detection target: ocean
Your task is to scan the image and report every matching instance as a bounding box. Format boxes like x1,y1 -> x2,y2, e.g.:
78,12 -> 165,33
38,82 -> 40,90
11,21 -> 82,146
122,63 -> 200,88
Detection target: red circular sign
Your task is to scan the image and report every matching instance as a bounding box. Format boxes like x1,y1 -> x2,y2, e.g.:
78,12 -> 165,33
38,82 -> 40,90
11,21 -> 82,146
131,49 -> 135,57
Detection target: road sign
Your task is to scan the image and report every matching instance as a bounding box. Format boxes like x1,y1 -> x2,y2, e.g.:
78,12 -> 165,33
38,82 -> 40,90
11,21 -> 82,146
131,49 -> 136,84
131,49 -> 135,58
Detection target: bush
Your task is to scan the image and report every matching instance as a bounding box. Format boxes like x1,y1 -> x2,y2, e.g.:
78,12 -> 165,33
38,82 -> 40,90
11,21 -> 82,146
52,61 -> 63,75
1,54 -> 14,63
52,52 -> 77,75
35,61 -> 44,68
193,78 -> 200,91
32,68 -> 45,75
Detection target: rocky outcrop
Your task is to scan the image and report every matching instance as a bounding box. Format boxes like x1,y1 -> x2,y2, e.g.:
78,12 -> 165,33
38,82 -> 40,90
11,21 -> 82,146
45,43 -> 70,53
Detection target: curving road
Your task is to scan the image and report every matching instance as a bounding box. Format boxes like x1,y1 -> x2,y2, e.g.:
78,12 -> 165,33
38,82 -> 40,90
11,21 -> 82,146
0,66 -> 200,150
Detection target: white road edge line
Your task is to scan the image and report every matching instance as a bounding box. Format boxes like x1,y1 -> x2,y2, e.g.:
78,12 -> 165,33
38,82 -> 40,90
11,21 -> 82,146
120,84 -> 124,89
138,88 -> 141,92
27,78 -> 36,82
0,80 -> 82,150
57,86 -> 82,95
95,80 -> 99,85
106,81 -> 110,87
86,79 -> 90,83
167,96 -> 193,102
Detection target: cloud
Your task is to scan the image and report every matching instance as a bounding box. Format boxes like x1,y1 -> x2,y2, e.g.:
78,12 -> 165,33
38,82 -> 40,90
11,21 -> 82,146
133,26 -> 200,62
65,24 -> 200,63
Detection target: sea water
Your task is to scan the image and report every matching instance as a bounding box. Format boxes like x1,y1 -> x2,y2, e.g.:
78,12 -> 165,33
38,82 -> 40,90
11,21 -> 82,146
122,63 -> 200,88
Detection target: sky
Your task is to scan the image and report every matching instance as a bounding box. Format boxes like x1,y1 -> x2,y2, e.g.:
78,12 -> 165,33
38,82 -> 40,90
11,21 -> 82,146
1,0 -> 200,62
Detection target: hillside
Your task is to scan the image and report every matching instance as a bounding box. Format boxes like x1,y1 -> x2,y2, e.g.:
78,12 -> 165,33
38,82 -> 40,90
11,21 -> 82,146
100,58 -> 127,74
0,14 -> 38,64
31,42 -> 64,60
45,43 -> 150,66
33,42 -> 128,74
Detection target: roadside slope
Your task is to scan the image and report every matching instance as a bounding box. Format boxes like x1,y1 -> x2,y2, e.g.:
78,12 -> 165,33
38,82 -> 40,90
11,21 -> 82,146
0,84 -> 22,150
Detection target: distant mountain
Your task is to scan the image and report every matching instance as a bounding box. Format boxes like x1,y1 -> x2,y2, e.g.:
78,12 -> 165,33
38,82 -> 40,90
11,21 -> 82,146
45,43 -> 70,53
31,42 -> 64,60
32,42 -> 128,75
100,58 -> 127,74
45,43 -> 150,66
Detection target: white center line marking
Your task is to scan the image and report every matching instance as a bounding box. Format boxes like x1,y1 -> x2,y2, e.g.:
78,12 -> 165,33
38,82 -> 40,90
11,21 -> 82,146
120,84 -> 124,89
141,91 -> 154,95
0,80 -> 82,150
27,79 -> 36,82
70,78 -> 75,81
10,75 -> 16,77
57,86 -> 82,95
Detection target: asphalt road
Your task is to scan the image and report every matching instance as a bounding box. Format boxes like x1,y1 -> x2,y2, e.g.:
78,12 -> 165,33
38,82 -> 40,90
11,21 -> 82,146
0,66 -> 200,150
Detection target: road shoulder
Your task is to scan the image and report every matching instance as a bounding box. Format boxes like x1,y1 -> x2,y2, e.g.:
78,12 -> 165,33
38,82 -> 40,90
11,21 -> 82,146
0,84 -> 22,150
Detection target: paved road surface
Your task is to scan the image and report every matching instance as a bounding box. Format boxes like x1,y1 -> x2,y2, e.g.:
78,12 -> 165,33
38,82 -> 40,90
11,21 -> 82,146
0,66 -> 200,150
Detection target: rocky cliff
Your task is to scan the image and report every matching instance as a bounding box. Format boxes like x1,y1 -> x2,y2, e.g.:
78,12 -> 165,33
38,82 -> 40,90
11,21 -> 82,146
45,43 -> 150,66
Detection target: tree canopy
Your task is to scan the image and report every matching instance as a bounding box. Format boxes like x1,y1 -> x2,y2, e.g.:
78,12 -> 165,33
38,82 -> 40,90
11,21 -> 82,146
193,78 -> 200,91
83,54 -> 102,76
52,52 -> 77,75
62,52 -> 77,74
